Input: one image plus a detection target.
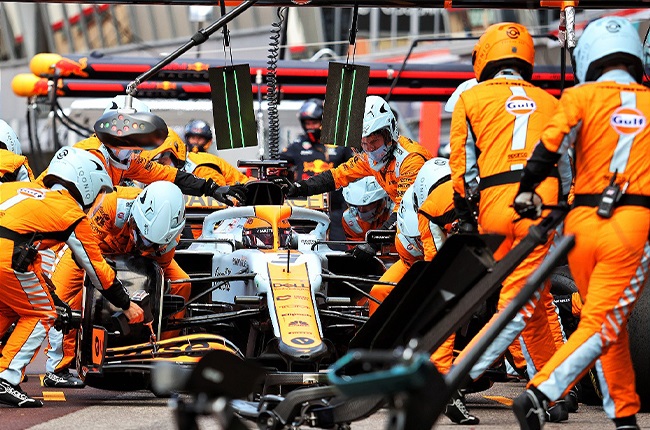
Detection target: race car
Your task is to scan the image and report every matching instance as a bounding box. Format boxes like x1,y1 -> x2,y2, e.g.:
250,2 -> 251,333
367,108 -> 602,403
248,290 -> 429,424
74,180 -> 387,396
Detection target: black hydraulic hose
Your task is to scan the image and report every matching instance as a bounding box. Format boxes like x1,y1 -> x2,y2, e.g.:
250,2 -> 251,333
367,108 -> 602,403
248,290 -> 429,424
266,7 -> 287,159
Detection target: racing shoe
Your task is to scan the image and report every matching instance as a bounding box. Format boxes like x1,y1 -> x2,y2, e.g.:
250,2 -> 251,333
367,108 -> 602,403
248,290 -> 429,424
564,385 -> 579,413
0,379 -> 43,408
546,399 -> 569,423
513,390 -> 547,430
444,389 -> 480,425
43,371 -> 85,388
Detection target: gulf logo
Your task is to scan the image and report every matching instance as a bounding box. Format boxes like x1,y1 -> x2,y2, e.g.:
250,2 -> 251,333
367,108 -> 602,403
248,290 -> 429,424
610,107 -> 646,136
505,95 -> 536,116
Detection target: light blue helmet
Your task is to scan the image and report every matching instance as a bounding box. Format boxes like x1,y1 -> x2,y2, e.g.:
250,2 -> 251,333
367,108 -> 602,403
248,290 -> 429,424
0,120 -> 22,155
343,177 -> 389,223
343,176 -> 388,206
397,185 -> 419,238
573,16 -> 644,83
362,96 -> 398,142
411,158 -> 452,210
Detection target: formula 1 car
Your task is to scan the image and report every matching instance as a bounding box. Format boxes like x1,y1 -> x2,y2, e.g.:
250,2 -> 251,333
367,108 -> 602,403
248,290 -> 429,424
73,180 -> 387,396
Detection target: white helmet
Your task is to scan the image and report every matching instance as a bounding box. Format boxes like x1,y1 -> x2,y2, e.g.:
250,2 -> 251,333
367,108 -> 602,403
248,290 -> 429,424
444,78 -> 478,113
397,185 -> 420,238
362,96 -> 398,141
411,158 -> 452,209
343,177 -> 388,206
103,95 -> 151,114
573,16 -> 644,83
130,181 -> 185,247
0,120 -> 22,155
43,147 -> 113,208
343,177 -> 389,223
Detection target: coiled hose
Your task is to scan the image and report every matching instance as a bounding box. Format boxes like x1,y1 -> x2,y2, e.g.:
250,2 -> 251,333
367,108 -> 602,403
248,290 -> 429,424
266,7 -> 287,160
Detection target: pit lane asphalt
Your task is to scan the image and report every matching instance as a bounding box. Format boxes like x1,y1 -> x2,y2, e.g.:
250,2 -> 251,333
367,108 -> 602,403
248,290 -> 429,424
10,346 -> 650,429
5,375 -> 650,430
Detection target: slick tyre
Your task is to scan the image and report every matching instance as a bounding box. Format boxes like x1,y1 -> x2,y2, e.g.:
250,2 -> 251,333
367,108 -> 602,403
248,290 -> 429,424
628,276 -> 650,411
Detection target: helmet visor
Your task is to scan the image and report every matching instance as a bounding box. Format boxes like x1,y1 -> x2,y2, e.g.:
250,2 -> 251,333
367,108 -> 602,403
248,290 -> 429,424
129,218 -> 161,252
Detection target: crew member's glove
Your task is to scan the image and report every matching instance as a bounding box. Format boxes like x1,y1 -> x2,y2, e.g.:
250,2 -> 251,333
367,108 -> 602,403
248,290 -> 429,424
285,180 -> 310,198
52,291 -> 73,334
208,181 -> 248,206
267,175 -> 293,189
351,242 -> 379,262
456,220 -> 479,235
513,191 -> 543,220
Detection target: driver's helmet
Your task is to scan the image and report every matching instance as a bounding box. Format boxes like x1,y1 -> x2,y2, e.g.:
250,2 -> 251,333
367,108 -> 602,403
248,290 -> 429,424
242,217 -> 292,249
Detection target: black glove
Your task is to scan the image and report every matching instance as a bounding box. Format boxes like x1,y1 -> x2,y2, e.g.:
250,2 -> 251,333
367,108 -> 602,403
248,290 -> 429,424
51,291 -> 73,334
101,277 -> 131,311
351,242 -> 379,262
207,181 -> 248,206
285,180 -> 310,198
51,291 -> 71,319
266,175 -> 293,189
513,191 -> 543,220
456,220 -> 479,235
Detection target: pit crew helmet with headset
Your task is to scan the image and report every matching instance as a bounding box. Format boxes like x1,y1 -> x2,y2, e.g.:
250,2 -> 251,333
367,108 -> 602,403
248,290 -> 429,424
472,22 -> 535,82
298,98 -> 324,144
396,185 -> 423,253
411,158 -> 453,210
572,16 -> 644,84
94,95 -> 168,168
184,119 -> 213,153
362,96 -> 399,172
43,146 -> 113,209
130,181 -> 186,250
0,120 -> 22,155
343,177 -> 390,223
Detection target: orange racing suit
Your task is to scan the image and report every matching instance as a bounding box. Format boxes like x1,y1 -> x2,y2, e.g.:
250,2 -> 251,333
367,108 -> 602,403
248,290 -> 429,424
0,149 -> 34,183
330,136 -> 431,213
521,69 -> 650,419
449,72 -> 569,381
342,201 -> 394,242
185,151 -> 250,186
46,186 -> 190,373
35,132 -> 217,198
0,182 -> 124,386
